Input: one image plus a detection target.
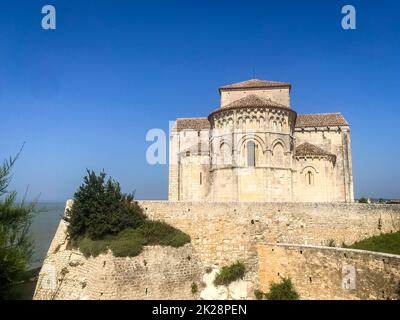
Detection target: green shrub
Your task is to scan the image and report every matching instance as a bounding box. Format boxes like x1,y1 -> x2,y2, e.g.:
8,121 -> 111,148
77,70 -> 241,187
108,229 -> 144,257
214,261 -> 245,286
70,222 -> 190,258
265,277 -> 299,300
69,236 -> 110,258
138,220 -> 190,247
67,170 -> 191,258
66,170 -> 145,240
358,197 -> 369,204
70,229 -> 144,258
254,289 -> 266,300
191,283 -> 198,294
109,237 -> 143,257
377,217 -> 382,233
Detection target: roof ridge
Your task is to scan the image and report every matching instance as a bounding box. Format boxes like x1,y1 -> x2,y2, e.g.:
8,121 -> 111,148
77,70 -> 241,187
219,79 -> 291,90
176,117 -> 208,120
298,112 -> 342,116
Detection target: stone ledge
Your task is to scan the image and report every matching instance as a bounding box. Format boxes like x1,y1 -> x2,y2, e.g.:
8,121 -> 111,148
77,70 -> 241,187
263,243 -> 400,259
137,200 -> 400,209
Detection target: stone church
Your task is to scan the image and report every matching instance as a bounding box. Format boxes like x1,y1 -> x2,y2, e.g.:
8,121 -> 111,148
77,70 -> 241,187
169,79 -> 354,202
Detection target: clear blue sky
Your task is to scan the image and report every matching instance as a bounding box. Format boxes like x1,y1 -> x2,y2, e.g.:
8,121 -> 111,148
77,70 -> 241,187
1,0 -> 399,201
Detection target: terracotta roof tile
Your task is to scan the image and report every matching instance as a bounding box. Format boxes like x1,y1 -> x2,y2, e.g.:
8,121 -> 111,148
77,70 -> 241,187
219,79 -> 291,91
296,113 -> 348,127
295,142 -> 333,157
209,95 -> 290,116
176,118 -> 210,131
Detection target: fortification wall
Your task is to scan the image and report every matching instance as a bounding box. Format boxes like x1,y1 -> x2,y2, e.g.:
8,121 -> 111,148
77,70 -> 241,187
34,201 -> 400,300
33,217 -> 204,300
139,201 -> 400,267
258,244 -> 400,300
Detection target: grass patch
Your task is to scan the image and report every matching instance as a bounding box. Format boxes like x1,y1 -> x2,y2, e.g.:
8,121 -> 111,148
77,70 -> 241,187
137,220 -> 190,247
214,261 -> 245,286
69,220 -> 190,258
347,231 -> 400,255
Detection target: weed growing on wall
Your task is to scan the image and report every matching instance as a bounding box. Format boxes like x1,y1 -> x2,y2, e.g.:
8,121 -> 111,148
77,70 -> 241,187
327,239 -> 336,247
214,261 -> 245,286
254,289 -> 265,300
265,277 -> 300,300
254,278 -> 300,300
191,283 -> 198,294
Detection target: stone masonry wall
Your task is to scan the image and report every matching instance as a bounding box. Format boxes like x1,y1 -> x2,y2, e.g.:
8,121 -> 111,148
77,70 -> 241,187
33,207 -> 204,300
139,201 -> 400,266
34,201 -> 400,300
258,244 -> 400,300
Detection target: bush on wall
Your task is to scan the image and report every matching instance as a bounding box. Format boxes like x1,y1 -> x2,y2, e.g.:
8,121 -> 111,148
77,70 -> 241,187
265,277 -> 300,300
66,170 -> 190,257
358,197 -> 369,204
214,261 -> 245,286
66,170 -> 145,240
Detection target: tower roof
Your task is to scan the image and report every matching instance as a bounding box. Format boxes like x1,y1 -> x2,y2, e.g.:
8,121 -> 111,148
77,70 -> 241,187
211,94 -> 289,113
209,94 -> 295,119
219,79 -> 291,92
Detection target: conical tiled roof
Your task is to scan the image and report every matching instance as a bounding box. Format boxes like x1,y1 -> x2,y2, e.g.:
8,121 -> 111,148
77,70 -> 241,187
209,94 -> 289,116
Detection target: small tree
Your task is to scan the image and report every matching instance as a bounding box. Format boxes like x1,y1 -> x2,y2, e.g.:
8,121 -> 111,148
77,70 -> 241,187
265,277 -> 300,300
0,151 -> 35,299
66,170 -> 145,240
358,197 -> 369,204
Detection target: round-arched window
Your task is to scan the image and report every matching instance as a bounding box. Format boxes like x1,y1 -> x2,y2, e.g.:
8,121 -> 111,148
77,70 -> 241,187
306,171 -> 314,185
247,141 -> 256,167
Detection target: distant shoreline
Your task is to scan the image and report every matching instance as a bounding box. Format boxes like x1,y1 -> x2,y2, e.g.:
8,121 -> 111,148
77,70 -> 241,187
11,202 -> 66,299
